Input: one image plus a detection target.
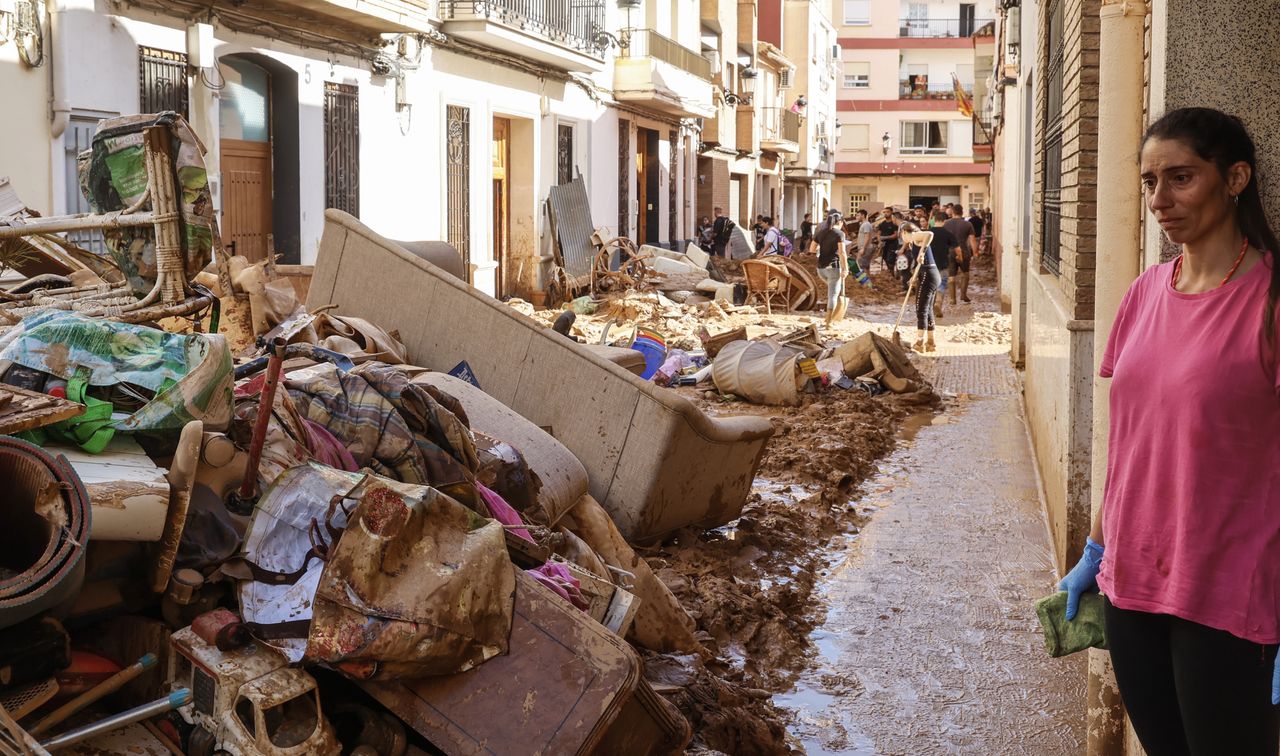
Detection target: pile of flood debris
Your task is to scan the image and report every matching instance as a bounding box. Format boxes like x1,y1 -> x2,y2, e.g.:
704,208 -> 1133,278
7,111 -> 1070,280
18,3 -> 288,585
0,113 -> 934,756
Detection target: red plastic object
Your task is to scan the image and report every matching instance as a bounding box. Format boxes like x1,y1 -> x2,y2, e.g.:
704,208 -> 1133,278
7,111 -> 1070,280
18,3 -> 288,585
54,651 -> 121,697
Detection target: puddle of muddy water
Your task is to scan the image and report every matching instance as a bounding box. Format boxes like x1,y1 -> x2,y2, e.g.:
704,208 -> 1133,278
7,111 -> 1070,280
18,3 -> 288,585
771,416 -> 924,755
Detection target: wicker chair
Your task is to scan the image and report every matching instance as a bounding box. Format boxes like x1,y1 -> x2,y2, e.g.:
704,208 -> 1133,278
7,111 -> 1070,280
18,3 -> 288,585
0,124 -> 217,329
741,258 -> 792,314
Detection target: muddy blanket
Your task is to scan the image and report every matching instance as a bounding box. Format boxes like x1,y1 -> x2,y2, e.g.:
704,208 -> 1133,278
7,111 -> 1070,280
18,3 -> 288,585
283,361 -> 479,501
236,463 -> 515,679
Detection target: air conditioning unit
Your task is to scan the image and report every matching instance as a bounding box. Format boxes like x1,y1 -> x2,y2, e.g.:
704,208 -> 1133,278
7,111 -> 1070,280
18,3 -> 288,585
780,68 -> 793,88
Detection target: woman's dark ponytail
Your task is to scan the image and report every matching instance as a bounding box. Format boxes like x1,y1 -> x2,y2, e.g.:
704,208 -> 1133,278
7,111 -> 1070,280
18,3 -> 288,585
1143,108 -> 1280,346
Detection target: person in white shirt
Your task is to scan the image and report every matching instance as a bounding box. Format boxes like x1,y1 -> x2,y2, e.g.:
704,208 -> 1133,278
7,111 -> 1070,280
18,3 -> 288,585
759,216 -> 782,255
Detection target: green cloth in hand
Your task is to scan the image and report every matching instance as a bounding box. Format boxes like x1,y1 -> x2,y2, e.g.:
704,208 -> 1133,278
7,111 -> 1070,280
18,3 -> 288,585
1035,591 -> 1109,657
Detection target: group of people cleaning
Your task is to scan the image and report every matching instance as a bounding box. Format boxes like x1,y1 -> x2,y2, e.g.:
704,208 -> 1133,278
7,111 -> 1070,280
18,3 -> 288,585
698,203 -> 988,351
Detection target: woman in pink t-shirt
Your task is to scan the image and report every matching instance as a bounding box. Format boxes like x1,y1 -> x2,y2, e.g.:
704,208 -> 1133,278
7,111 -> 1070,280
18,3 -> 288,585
1058,108 -> 1280,754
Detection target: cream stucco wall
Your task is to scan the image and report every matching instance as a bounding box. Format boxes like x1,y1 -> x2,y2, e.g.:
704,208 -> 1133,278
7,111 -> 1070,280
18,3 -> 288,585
0,32 -> 53,213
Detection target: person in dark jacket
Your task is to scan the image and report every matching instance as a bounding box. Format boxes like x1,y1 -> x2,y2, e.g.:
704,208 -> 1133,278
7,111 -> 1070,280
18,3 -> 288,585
928,211 -> 959,319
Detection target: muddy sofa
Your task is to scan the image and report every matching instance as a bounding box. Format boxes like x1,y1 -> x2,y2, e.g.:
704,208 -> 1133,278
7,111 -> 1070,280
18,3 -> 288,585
308,210 -> 774,543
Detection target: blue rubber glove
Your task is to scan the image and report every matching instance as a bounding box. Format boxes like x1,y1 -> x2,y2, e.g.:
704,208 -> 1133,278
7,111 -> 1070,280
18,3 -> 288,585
1058,537 -> 1104,621
1271,652 -> 1280,705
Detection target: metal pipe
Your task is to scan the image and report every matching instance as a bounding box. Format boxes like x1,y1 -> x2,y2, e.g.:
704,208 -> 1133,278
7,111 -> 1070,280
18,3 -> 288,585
39,689 -> 191,751
238,337 -> 288,502
30,653 -> 158,736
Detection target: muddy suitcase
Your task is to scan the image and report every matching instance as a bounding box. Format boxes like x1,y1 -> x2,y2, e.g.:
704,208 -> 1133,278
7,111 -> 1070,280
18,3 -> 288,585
361,571 -> 690,755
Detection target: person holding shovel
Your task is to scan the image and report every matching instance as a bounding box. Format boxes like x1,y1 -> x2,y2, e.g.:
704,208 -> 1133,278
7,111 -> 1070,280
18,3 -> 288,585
1058,108 -> 1280,754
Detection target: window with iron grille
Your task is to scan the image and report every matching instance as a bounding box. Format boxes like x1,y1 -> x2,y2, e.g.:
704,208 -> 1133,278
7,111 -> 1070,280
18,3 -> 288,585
65,114 -> 111,255
847,193 -> 871,215
447,105 -> 472,278
669,129 -> 678,242
557,123 -> 575,185
138,46 -> 189,118
1041,0 -> 1064,275
324,82 -> 360,217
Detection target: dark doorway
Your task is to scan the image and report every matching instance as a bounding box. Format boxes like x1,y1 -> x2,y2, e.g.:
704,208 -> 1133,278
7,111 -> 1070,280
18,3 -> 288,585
959,3 -> 976,36
636,127 -> 660,245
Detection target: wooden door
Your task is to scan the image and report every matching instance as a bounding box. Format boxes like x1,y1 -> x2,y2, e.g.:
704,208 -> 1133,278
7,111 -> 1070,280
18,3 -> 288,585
492,118 -> 510,297
221,139 -> 273,262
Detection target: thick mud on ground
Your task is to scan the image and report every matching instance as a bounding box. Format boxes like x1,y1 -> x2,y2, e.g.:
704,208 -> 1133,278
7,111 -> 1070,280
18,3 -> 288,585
523,258 -> 1066,753
640,386 -> 936,754
773,377 -> 1087,753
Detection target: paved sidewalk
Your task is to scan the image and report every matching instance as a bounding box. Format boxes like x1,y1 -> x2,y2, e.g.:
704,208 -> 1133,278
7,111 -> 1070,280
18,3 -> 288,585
776,353 -> 1087,754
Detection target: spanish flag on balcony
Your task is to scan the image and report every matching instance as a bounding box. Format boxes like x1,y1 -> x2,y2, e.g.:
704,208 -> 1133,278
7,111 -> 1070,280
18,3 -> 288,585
952,73 -> 974,118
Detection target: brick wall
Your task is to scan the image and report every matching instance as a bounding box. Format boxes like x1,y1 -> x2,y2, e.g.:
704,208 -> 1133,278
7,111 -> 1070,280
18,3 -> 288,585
1035,0 -> 1101,321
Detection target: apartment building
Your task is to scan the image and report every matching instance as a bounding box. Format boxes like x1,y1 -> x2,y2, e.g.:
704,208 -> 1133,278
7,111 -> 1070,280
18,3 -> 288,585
781,0 -> 840,224
832,0 -> 996,215
0,0 -> 715,301
694,0 -> 837,234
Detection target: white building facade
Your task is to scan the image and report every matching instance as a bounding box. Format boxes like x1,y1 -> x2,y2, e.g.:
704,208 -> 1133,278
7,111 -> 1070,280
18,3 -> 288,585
0,0 -> 716,300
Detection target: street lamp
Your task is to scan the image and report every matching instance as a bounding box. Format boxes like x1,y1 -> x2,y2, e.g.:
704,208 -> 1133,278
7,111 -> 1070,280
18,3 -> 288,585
882,132 -> 893,155
834,120 -> 843,139
740,67 -> 758,96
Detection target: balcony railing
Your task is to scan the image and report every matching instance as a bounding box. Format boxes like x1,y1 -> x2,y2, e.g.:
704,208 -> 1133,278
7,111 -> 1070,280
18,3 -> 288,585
442,0 -> 605,54
899,78 -> 974,100
619,28 -> 712,80
898,17 -> 994,38
900,145 -> 949,155
759,107 -> 801,144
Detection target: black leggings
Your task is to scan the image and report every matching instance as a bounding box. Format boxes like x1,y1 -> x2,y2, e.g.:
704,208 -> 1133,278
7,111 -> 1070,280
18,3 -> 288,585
1105,597 -> 1280,756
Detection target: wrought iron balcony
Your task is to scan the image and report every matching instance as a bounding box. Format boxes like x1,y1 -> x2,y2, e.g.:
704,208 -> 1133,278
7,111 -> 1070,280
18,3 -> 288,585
619,28 -> 713,80
898,17 -> 995,38
441,0 -> 606,71
899,78 -> 974,100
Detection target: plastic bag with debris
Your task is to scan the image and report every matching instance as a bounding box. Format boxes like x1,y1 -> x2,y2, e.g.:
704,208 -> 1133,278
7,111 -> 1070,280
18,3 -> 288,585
235,463 -> 516,680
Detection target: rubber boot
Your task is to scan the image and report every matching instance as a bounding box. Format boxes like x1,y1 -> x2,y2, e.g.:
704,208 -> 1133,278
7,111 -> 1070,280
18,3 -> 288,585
911,334 -> 925,353
925,332 -> 936,353
960,272 -> 971,303
933,298 -> 943,319
948,275 -> 958,306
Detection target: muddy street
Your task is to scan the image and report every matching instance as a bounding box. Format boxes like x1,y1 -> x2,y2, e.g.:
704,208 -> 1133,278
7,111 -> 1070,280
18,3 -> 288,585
775,369 -> 1086,754
619,261 -> 1089,753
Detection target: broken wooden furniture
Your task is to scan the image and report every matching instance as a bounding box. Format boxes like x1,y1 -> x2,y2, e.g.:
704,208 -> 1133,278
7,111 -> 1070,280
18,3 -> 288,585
0,385 -> 85,435
308,209 -> 775,545
361,572 -> 691,755
0,125 -> 216,328
741,258 -> 793,314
